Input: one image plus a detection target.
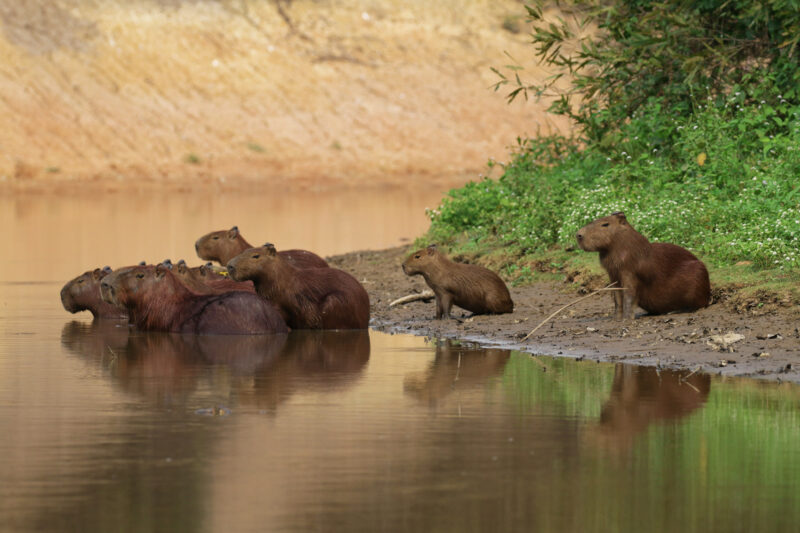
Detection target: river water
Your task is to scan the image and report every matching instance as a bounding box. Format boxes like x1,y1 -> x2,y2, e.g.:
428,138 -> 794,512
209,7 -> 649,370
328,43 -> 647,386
1,190 -> 799,532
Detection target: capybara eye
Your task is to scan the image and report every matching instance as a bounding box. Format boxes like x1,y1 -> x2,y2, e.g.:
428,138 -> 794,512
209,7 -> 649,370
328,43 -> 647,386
136,273 -> 145,279
252,254 -> 260,259
601,223 -> 610,227
414,254 -> 421,259
212,236 -> 219,240
77,278 -> 84,284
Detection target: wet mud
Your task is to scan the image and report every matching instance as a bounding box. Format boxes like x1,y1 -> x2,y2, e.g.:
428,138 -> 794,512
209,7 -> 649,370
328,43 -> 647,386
331,247 -> 800,383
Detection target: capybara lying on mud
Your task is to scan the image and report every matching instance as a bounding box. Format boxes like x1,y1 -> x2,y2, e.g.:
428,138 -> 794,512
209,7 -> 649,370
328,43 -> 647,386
195,226 -> 328,269
100,264 -> 288,335
226,244 -> 370,330
61,267 -> 128,320
171,259 -> 254,294
402,244 -> 513,319
576,212 -> 710,319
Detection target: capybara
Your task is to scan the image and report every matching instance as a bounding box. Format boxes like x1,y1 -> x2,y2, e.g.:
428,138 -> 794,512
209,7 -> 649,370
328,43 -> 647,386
576,212 -> 711,319
171,259 -> 255,294
61,267 -> 128,320
100,264 -> 288,335
195,226 -> 328,269
226,244 -> 370,330
402,244 -> 514,319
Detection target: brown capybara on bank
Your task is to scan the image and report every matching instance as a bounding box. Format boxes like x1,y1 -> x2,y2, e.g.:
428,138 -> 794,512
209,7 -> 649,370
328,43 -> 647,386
61,267 -> 128,320
171,260 -> 255,294
402,244 -> 513,319
576,212 -> 711,319
226,244 -> 370,330
195,226 -> 329,269
100,265 -> 288,335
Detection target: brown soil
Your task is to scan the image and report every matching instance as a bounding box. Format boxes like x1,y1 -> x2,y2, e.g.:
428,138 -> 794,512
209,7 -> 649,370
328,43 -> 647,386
330,247 -> 800,383
0,0 -> 570,192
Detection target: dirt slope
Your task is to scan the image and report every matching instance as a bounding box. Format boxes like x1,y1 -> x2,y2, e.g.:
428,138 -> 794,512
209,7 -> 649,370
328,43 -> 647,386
0,0 -> 570,190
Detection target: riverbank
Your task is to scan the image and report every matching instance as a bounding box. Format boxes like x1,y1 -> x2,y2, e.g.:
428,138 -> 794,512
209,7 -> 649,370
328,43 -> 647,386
330,246 -> 800,383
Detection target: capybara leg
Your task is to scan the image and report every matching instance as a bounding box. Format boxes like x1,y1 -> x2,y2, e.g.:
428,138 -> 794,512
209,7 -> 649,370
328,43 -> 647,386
434,294 -> 445,319
612,289 -> 623,319
435,291 -> 454,320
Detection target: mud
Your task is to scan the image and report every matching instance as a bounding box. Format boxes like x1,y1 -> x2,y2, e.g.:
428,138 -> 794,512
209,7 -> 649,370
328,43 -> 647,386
330,247 -> 800,383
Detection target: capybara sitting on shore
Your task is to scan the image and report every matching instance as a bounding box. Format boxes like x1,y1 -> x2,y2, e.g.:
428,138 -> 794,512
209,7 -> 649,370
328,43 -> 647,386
171,260 -> 255,294
576,212 -> 711,319
195,226 -> 328,269
100,265 -> 288,335
61,267 -> 128,320
226,244 -> 370,330
402,244 -> 514,319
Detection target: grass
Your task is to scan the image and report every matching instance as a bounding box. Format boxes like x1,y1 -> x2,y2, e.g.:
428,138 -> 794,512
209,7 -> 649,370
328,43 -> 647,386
419,90 -> 800,306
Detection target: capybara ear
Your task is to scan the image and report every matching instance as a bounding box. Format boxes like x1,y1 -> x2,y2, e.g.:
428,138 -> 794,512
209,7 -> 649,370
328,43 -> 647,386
139,261 -> 147,266
263,243 -> 277,256
155,264 -> 168,279
228,226 -> 239,239
426,244 -> 437,255
176,260 -> 188,274
102,266 -> 113,274
177,259 -> 186,267
92,268 -> 103,280
161,259 -> 173,269
612,211 -> 627,224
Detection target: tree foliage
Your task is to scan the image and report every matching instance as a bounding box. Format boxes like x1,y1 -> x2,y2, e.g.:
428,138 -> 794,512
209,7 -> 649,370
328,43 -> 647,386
493,0 -> 800,148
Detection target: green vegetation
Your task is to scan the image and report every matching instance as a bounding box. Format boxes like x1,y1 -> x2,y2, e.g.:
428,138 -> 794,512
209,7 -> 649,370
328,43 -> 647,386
183,152 -> 201,165
423,0 -> 800,290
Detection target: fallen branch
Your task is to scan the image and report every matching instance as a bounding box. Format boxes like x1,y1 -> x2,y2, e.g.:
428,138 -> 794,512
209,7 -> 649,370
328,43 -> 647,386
522,283 -> 624,342
389,290 -> 435,308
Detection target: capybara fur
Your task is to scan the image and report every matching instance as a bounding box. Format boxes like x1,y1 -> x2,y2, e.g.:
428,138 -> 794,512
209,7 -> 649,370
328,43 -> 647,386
172,260 -> 255,294
226,244 -> 370,330
195,226 -> 328,269
61,267 -> 128,320
576,212 -> 711,319
100,264 -> 288,335
402,244 -> 514,319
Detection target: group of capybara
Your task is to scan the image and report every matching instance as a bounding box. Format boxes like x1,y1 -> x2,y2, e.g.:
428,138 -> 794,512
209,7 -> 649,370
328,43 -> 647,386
61,212 -> 711,334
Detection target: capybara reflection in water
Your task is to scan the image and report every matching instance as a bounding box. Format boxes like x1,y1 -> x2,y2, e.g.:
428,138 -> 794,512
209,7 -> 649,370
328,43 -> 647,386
100,264 -> 288,335
61,267 -> 128,320
576,212 -> 710,319
227,244 -> 370,330
402,244 -> 513,319
171,259 -> 255,294
195,226 -> 328,269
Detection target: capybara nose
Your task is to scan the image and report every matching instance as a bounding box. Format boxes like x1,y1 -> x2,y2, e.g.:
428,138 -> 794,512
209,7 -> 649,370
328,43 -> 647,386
195,242 -> 199,252
576,232 -> 583,242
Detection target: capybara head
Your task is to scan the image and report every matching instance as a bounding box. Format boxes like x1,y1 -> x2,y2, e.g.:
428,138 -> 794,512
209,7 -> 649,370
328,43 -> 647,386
576,212 -> 632,251
61,267 -> 111,313
226,244 -> 278,282
402,244 -> 440,276
101,265 -> 169,309
195,226 -> 248,264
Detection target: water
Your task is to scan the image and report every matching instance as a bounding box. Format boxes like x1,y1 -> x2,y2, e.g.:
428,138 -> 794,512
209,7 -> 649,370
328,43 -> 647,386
2,191 -> 800,532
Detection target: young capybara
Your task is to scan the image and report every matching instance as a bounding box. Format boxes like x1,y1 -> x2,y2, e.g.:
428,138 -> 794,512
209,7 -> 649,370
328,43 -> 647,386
195,226 -> 328,269
576,211 -> 711,319
171,259 -> 255,294
61,267 -> 128,320
402,244 -> 514,319
226,244 -> 370,330
100,264 -> 288,335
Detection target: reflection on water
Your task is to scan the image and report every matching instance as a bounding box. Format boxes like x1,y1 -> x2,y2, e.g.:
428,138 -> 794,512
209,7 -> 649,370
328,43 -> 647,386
2,298 -> 800,530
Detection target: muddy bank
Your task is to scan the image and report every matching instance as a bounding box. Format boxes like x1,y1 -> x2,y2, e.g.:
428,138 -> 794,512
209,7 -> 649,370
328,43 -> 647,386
329,247 -> 800,383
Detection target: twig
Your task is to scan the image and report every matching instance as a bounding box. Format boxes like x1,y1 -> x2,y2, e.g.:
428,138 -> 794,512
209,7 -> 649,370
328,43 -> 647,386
389,290 -> 435,308
521,283 -> 623,342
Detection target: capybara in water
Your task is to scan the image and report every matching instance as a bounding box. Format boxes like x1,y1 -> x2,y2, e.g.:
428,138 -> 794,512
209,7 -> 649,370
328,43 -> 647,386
576,212 -> 711,319
226,244 -> 370,330
171,259 -> 255,294
195,226 -> 328,269
402,244 -> 513,319
100,264 -> 288,335
61,267 -> 128,320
